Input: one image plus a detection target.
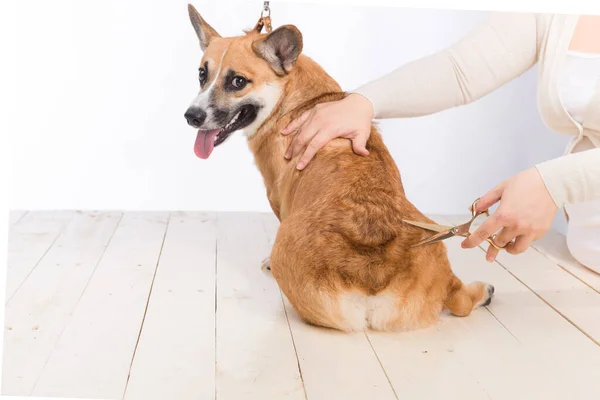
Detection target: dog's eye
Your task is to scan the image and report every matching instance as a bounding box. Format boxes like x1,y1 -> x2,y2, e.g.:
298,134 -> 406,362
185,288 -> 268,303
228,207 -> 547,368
199,67 -> 207,85
231,76 -> 247,89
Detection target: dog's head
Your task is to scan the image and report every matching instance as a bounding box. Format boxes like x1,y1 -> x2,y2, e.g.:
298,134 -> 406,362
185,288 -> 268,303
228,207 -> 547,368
184,4 -> 303,159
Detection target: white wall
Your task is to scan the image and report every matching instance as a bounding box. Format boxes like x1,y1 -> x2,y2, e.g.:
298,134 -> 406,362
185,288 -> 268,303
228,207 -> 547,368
8,0 -> 569,231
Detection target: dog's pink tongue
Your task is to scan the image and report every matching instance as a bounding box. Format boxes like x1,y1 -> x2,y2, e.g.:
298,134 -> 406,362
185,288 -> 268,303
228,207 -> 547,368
194,129 -> 220,159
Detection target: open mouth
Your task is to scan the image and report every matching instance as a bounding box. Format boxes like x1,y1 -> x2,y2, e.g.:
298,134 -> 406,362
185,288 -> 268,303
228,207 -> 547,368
194,104 -> 258,159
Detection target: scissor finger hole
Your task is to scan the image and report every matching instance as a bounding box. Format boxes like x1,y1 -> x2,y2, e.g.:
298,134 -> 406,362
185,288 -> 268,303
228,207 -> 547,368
490,233 -> 514,249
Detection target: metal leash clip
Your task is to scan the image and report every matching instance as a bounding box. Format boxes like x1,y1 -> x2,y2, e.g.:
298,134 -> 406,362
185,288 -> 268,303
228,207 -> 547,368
254,1 -> 272,33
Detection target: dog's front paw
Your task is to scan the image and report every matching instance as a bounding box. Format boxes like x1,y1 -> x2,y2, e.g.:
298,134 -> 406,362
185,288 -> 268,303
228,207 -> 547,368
260,256 -> 271,273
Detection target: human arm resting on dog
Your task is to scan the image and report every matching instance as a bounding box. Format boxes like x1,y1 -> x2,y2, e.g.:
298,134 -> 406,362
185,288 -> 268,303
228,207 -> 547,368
282,12 -> 539,168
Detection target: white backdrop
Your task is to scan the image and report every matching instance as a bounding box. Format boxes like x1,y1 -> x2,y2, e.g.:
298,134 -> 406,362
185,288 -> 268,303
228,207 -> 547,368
8,0 -> 569,231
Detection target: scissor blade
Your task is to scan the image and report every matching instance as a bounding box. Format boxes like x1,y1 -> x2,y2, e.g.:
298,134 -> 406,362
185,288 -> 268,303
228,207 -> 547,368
402,220 -> 453,233
410,229 -> 457,248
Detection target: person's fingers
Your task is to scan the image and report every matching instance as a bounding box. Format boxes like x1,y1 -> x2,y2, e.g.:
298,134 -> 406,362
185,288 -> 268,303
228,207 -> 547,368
351,132 -> 369,156
485,226 -> 516,262
281,110 -> 311,135
285,123 -> 319,160
505,234 -> 534,255
461,213 -> 503,249
486,245 -> 499,263
296,131 -> 332,170
476,182 -> 506,212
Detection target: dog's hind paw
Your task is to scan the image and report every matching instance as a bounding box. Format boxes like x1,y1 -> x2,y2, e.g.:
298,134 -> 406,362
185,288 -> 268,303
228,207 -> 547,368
481,284 -> 495,307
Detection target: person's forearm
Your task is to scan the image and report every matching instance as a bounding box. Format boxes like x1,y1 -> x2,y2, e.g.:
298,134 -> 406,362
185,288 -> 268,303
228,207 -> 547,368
353,51 -> 472,118
353,12 -> 539,119
535,148 -> 600,208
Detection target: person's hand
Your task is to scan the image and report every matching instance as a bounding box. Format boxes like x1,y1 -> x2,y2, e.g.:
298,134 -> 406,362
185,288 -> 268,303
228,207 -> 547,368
461,167 -> 558,262
281,93 -> 374,170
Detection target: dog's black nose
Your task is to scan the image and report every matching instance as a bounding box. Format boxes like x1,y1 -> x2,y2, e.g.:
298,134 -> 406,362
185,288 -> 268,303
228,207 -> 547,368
184,107 -> 207,128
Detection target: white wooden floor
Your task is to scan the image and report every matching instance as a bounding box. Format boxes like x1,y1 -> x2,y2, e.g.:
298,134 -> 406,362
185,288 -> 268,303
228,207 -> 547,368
3,211 -> 600,400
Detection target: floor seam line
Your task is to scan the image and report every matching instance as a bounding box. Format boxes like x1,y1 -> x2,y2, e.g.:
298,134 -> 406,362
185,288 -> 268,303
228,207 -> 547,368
11,210 -> 29,227
529,244 -> 600,295
365,332 -> 399,400
121,212 -> 171,400
6,212 -> 76,305
485,307 -> 521,343
281,292 -> 308,400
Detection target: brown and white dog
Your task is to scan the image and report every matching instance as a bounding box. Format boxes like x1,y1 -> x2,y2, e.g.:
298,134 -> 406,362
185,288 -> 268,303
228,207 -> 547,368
184,4 -> 494,332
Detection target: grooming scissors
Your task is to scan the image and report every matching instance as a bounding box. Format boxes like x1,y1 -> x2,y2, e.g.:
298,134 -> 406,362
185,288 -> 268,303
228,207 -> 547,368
403,198 -> 507,250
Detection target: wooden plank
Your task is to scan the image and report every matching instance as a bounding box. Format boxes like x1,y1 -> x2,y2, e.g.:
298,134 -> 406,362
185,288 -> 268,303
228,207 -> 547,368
124,212 -> 217,400
368,323 -> 498,400
532,230 -> 600,293
215,212 -> 305,400
435,215 -> 600,398
2,211 -> 122,396
261,213 -> 397,400
6,211 -> 75,302
31,212 -> 169,399
9,210 -> 28,227
445,215 -> 600,344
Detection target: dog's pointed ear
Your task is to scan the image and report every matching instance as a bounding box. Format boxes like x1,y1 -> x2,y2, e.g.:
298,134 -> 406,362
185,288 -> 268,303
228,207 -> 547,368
252,25 -> 303,76
188,4 -> 221,51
